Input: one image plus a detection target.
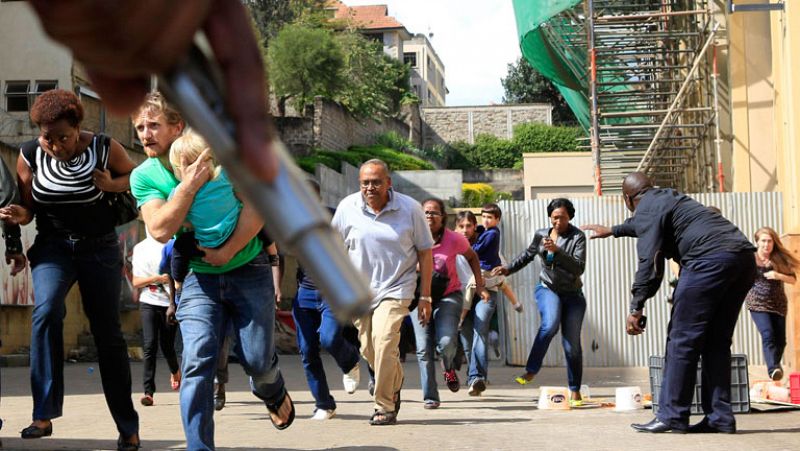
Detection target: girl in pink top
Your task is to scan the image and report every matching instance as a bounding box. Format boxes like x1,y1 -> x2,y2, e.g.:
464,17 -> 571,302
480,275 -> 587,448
412,198 -> 489,409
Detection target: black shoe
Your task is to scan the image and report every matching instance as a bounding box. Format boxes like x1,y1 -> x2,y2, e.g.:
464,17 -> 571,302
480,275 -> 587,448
21,423 -> 52,439
688,418 -> 736,434
214,385 -> 226,411
368,379 -> 375,397
117,433 -> 141,451
631,418 -> 686,434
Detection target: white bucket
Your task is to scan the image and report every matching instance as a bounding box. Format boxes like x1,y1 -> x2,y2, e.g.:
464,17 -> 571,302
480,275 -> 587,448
614,386 -> 643,411
538,386 -> 571,410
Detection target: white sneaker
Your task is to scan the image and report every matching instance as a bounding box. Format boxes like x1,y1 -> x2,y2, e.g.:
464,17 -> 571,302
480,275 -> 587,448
343,363 -> 361,394
311,408 -> 336,420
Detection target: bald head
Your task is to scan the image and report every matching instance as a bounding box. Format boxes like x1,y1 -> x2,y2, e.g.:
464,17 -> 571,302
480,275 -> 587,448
622,172 -> 653,197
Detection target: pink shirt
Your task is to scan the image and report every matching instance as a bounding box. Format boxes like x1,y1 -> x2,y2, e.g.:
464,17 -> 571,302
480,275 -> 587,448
433,229 -> 471,296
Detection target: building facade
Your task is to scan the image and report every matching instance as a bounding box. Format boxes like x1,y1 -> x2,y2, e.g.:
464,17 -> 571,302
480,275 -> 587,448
332,1 -> 447,106
403,34 -> 447,107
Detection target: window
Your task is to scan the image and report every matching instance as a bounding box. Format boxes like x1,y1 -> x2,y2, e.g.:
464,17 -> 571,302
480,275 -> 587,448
34,80 -> 58,93
4,81 -> 29,112
403,52 -> 417,67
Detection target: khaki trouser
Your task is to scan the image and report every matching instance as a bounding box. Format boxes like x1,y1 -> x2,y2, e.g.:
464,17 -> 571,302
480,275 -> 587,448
354,298 -> 410,413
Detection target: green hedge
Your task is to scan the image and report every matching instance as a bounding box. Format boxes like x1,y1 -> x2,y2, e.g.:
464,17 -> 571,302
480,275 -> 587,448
445,123 -> 583,169
296,144 -> 434,174
512,123 -> 581,153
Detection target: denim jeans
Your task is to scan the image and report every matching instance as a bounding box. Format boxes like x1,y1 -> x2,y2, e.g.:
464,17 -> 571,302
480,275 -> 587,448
28,234 -> 138,438
750,311 -> 786,373
140,302 -> 180,396
525,284 -> 586,391
293,286 -> 360,411
412,291 -> 463,402
176,251 -> 284,450
460,290 -> 497,385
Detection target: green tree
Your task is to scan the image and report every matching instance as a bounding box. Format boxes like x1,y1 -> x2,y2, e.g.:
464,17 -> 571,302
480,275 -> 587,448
334,32 -> 410,119
245,0 -> 331,49
501,57 -> 577,125
267,24 -> 344,113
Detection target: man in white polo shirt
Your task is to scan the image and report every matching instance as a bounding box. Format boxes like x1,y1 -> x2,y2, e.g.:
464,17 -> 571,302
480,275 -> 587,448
332,159 -> 433,426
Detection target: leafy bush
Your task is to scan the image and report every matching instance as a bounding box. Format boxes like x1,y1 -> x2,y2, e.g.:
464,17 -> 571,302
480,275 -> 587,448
375,131 -> 413,152
461,183 -> 512,207
295,145 -> 434,174
512,123 -> 582,153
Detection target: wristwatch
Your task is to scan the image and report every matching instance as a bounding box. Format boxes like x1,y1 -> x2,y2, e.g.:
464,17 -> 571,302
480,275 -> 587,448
419,296 -> 432,303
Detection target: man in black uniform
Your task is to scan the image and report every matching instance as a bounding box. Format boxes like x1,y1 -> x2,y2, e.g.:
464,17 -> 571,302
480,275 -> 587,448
583,172 -> 756,434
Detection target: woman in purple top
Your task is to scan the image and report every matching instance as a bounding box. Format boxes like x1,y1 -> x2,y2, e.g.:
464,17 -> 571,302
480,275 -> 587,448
412,198 -> 489,409
745,227 -> 798,381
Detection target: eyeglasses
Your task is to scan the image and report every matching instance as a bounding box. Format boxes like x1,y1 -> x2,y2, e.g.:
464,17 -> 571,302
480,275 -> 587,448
424,211 -> 442,217
360,180 -> 384,188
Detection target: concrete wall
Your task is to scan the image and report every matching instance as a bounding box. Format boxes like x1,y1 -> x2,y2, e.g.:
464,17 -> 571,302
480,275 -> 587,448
422,104 -> 552,148
729,2 -> 778,193
523,152 -> 595,200
462,169 -> 524,200
316,162 -> 462,208
0,2 -> 72,142
391,170 -> 462,206
316,162 -> 359,209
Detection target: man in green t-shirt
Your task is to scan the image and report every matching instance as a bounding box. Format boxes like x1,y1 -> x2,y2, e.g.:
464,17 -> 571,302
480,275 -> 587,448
130,93 -> 294,449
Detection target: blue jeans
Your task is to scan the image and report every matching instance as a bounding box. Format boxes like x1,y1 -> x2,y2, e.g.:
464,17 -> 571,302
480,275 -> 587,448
176,251 -> 284,450
750,311 -> 786,373
28,234 -> 138,438
412,291 -> 463,402
525,285 -> 586,391
460,291 -> 497,385
292,286 -> 360,411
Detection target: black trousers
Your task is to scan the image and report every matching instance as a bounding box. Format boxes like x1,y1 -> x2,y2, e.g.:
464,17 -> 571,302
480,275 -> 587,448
140,303 -> 180,395
657,251 -> 755,431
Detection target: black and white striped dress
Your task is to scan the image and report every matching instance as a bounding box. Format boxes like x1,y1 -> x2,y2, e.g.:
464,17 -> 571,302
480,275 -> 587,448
21,135 -> 117,237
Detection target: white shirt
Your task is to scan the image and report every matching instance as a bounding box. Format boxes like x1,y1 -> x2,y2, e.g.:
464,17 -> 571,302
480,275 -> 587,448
132,237 -> 171,307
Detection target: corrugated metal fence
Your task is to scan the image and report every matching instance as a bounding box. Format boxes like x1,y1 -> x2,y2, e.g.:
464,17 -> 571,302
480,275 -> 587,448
498,192 -> 783,367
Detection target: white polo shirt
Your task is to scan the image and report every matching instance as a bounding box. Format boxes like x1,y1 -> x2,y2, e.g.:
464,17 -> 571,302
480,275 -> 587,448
332,189 -> 433,310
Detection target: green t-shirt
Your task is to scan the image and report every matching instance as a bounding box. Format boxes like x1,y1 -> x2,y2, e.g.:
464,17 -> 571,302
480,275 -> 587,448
130,157 -> 261,274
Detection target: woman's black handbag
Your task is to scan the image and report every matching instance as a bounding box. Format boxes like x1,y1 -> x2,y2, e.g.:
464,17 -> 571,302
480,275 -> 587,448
107,191 -> 139,226
96,134 -> 139,226
411,271 -> 450,312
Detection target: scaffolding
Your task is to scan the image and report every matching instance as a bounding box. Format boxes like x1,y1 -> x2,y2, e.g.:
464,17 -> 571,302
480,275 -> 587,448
514,0 -> 722,193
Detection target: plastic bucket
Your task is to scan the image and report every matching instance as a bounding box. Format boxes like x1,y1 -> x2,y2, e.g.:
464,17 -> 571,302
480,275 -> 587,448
538,386 -> 571,410
615,386 -> 643,411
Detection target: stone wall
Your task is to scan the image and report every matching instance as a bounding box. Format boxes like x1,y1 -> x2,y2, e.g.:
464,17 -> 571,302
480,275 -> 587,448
274,116 -> 314,156
313,97 -> 415,151
274,97 -> 420,155
462,169 -> 524,200
422,103 -> 553,148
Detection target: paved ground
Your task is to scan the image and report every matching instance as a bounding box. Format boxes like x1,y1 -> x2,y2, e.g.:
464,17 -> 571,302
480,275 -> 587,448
0,356 -> 798,450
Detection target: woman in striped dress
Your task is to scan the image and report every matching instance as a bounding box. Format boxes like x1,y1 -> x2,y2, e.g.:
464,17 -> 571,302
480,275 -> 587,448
0,90 -> 140,450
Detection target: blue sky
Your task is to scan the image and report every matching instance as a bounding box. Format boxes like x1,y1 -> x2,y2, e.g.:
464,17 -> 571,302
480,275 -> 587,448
344,0 -> 522,106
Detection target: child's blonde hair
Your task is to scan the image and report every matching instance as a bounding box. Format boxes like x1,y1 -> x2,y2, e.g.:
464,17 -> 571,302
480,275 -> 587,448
169,129 -> 222,179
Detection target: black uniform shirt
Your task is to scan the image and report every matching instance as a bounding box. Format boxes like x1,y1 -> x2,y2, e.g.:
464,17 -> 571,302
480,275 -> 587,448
611,188 -> 755,312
